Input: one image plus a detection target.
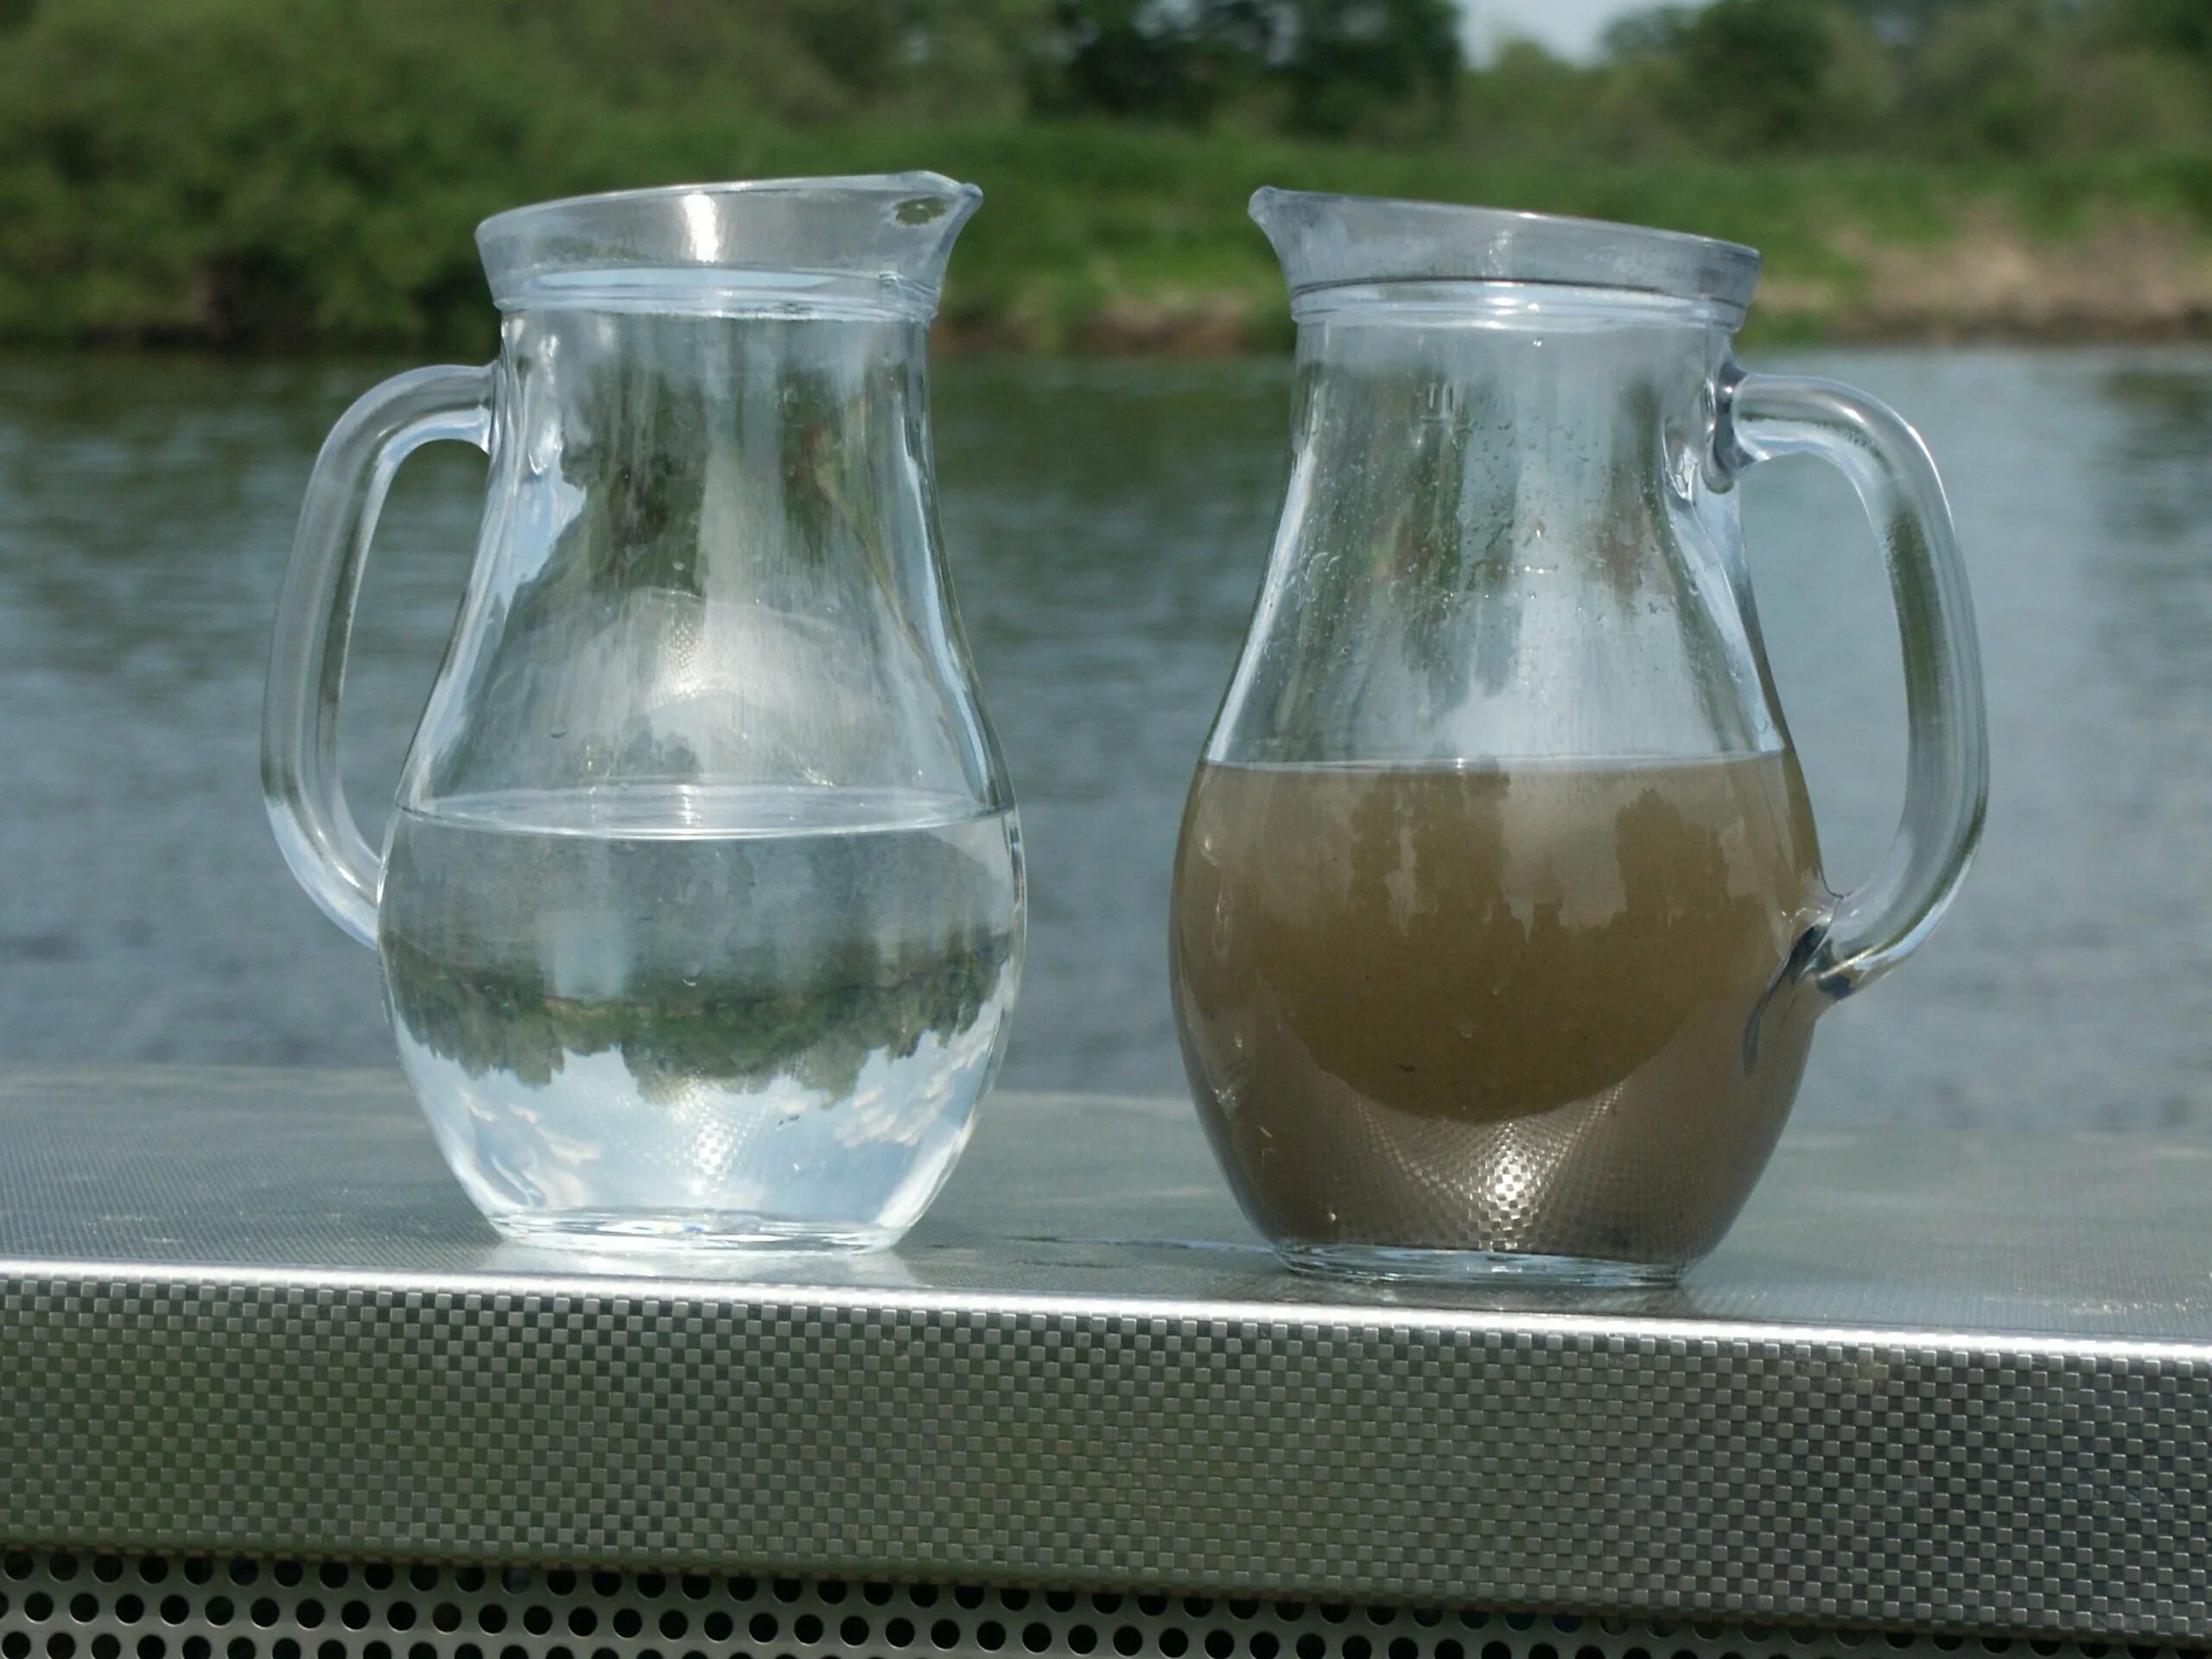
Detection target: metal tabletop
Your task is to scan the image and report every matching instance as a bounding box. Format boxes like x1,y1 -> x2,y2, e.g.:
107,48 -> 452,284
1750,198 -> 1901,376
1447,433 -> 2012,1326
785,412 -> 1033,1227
1,1067 -> 2208,1637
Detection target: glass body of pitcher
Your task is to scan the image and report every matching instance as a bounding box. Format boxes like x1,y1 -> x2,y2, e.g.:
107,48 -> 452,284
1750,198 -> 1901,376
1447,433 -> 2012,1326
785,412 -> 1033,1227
1171,191 -> 1986,1284
264,175 -> 1023,1254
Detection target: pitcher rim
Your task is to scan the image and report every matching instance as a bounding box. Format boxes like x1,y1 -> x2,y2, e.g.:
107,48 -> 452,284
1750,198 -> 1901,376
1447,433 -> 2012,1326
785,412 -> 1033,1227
476,173 -> 981,241
475,172 -> 984,317
1250,188 -> 1762,316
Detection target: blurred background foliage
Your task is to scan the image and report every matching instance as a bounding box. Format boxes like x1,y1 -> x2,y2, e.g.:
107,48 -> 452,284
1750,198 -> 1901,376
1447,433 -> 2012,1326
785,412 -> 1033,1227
1,0 -> 2209,351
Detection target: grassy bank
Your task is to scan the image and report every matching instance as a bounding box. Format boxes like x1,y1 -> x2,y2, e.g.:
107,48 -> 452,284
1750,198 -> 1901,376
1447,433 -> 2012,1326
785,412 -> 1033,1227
9,114 -> 2212,354
897,129 -> 2212,349
5,0 -> 2212,354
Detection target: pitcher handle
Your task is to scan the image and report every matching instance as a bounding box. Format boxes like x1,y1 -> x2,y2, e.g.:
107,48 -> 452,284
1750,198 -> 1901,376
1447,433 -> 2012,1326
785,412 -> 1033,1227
262,364 -> 493,948
1720,370 -> 1989,997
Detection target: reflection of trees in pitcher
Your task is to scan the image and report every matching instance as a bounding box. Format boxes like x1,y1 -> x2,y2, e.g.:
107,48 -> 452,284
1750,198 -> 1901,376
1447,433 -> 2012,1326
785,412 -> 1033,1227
1261,346 -> 1713,735
1259,349 -> 1522,728
385,926 -> 1014,1103
428,316 -> 935,798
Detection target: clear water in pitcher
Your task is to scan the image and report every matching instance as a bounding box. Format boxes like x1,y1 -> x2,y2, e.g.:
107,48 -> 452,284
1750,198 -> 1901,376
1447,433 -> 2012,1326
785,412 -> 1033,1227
378,785 -> 1022,1249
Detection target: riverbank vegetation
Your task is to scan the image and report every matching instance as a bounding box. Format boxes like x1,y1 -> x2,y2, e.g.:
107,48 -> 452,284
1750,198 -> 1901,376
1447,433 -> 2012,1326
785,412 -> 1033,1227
3,0 -> 2211,351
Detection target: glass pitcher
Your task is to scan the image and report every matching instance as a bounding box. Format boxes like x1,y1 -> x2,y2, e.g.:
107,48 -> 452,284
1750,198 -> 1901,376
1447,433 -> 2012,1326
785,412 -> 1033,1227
264,175 -> 1023,1254
1171,190 -> 1986,1284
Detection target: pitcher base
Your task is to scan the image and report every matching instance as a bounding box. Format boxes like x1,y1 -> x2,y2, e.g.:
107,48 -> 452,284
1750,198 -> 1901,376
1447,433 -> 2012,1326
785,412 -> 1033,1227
1278,1243 -> 1680,1287
489,1211 -> 902,1256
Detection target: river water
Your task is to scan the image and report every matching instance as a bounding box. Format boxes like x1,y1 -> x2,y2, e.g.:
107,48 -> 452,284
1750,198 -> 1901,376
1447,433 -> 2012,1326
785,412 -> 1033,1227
1,349 -> 2208,1129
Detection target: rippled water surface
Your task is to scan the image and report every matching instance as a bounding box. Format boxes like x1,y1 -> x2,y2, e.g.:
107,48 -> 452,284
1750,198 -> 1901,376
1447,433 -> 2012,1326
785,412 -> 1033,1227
2,349 -> 2209,1128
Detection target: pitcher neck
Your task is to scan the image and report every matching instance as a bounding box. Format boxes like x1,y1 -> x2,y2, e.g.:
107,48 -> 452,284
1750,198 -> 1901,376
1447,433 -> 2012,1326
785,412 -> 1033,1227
1291,280 -> 1742,333
495,269 -> 947,325
497,290 -> 933,385
1291,305 -> 1736,443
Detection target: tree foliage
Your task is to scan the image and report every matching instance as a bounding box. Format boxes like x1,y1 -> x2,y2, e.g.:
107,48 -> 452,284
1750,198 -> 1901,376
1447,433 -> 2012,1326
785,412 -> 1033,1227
0,0 -> 2209,348
1509,0 -> 2212,162
1039,0 -> 1461,134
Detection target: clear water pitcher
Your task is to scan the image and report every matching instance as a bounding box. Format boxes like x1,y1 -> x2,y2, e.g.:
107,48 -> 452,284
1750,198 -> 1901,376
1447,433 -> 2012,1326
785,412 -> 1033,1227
264,175 -> 1023,1254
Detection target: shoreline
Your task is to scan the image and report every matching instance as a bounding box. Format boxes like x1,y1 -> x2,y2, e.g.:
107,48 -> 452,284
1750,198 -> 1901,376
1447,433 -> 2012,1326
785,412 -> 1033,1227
936,308 -> 2212,357
7,122 -> 2212,359
16,311 -> 2212,362
10,314 -> 2212,363
17,251 -> 2212,360
939,219 -> 2212,354
9,216 -> 2212,359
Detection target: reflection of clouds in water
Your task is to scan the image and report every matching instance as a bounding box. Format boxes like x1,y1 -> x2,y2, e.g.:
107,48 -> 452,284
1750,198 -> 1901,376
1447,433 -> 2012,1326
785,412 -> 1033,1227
834,978 -> 1015,1151
397,989 -> 1010,1224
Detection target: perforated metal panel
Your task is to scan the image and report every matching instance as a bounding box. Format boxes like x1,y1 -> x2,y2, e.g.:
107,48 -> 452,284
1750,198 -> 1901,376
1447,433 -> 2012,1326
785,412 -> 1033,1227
7,1071 -> 2212,1643
1,1553 -> 2200,1659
